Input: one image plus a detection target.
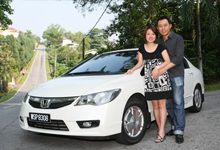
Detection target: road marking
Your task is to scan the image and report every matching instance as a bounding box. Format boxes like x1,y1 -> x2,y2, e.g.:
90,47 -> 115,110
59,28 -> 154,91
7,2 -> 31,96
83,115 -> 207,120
3,105 -> 15,109
0,103 -> 21,108
0,103 -> 21,106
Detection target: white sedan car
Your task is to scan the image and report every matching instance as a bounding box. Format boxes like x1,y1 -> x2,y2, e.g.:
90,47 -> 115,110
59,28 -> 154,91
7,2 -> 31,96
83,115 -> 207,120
19,48 -> 204,145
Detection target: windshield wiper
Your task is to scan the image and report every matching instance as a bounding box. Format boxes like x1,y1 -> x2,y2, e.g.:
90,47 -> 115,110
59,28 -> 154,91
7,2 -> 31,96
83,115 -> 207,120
69,71 -> 104,75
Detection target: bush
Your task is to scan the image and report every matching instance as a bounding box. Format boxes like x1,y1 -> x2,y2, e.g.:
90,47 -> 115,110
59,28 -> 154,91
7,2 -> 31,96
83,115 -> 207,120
7,86 -> 13,93
0,93 -> 5,98
67,60 -> 77,68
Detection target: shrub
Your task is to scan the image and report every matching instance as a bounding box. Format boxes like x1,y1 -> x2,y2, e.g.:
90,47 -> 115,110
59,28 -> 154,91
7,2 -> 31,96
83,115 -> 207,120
0,93 -> 5,98
7,86 -> 13,93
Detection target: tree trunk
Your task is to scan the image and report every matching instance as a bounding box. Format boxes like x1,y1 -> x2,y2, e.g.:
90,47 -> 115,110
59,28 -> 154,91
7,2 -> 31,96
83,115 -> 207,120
197,0 -> 203,76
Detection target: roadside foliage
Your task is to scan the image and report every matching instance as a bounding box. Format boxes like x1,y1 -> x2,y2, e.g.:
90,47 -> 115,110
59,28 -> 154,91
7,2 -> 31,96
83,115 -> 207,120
0,33 -> 35,95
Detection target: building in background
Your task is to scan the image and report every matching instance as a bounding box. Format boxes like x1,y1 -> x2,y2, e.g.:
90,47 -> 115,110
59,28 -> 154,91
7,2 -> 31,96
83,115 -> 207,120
61,38 -> 79,48
85,49 -> 97,55
0,27 -> 19,38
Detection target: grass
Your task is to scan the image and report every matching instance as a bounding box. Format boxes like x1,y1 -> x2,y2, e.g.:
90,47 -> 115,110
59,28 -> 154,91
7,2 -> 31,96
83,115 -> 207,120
18,74 -> 28,85
46,51 -> 52,81
0,89 -> 18,103
27,50 -> 37,72
204,83 -> 220,91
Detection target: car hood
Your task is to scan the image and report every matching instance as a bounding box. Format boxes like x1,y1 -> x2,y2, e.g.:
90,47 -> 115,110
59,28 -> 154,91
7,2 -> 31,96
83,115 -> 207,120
28,75 -> 124,97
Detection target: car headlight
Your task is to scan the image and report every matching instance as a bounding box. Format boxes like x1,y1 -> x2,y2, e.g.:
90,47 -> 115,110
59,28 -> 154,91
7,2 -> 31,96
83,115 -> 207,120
75,89 -> 121,106
23,93 -> 29,103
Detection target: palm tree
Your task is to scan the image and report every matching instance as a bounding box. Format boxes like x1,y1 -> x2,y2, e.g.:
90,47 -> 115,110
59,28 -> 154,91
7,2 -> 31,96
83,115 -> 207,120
170,0 -> 219,75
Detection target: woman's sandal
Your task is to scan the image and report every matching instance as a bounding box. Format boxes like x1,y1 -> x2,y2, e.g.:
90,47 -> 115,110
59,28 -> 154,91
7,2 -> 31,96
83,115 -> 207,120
155,134 -> 166,143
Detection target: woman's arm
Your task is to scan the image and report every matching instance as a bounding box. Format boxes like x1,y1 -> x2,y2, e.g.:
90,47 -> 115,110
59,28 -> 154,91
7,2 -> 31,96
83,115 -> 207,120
158,49 -> 170,69
125,52 -> 143,75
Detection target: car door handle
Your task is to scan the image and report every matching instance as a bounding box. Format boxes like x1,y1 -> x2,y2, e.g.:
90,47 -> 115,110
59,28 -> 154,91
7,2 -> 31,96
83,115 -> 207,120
189,72 -> 193,76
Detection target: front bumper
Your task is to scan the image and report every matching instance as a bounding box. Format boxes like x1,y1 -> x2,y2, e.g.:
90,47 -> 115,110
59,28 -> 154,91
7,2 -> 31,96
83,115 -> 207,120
19,99 -> 125,137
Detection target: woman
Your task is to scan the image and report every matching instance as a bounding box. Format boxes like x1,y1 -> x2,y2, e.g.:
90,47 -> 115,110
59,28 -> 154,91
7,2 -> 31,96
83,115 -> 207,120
125,25 -> 172,143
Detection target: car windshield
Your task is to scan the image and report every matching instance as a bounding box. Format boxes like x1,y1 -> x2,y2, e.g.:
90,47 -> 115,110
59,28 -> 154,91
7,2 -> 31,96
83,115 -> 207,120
67,50 -> 138,75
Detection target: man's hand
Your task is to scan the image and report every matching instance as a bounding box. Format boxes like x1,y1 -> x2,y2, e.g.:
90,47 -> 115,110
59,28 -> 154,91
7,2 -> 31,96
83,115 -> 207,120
152,68 -> 159,79
158,67 -> 167,77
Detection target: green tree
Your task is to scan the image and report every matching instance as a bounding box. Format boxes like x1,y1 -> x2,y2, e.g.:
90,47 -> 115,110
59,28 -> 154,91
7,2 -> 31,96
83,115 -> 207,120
172,0 -> 219,75
42,24 -> 65,46
56,63 -> 68,77
29,31 -> 41,45
0,0 -> 14,29
105,0 -> 181,49
3,35 -> 21,71
25,30 -> 36,49
43,24 -> 65,78
68,47 -> 81,64
73,31 -> 92,51
0,44 -> 15,93
72,0 -> 220,84
64,31 -> 75,41
88,28 -> 106,50
57,45 -> 73,67
0,38 -> 15,78
72,0 -> 179,49
72,0 -> 110,12
17,34 -> 34,65
0,30 -> 36,91
34,35 -> 41,45
2,35 -> 22,84
17,33 -> 35,69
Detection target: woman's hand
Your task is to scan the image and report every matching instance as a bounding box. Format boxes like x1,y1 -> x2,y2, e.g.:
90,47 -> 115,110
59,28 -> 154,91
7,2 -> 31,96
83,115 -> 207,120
125,69 -> 134,75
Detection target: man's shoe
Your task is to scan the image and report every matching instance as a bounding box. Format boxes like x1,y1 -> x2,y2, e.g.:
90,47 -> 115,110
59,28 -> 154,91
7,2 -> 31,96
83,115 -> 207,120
165,129 -> 174,136
175,134 -> 184,144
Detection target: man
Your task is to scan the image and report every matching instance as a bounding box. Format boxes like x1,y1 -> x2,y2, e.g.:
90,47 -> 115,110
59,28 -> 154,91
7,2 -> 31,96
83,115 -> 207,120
154,16 -> 185,144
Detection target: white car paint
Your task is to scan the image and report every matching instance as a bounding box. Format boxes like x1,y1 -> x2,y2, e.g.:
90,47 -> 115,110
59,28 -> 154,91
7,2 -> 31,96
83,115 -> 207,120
19,49 -> 204,143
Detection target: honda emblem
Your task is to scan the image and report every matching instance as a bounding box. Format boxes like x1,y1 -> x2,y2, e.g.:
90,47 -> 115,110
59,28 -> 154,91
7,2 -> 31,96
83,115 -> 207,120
40,99 -> 51,108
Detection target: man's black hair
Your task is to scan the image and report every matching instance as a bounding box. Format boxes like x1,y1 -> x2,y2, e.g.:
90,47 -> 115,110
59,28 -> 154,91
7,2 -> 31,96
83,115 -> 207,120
157,16 -> 172,25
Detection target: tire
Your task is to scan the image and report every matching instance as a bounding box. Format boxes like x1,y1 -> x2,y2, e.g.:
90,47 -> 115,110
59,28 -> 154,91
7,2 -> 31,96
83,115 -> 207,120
188,85 -> 203,113
116,97 -> 149,145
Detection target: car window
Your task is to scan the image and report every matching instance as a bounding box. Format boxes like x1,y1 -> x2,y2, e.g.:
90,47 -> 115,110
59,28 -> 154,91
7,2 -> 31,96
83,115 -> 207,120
183,58 -> 190,69
68,51 -> 138,75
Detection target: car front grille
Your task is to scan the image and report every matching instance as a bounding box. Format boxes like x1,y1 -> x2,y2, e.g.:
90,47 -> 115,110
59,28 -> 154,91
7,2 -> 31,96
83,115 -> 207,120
29,99 -> 74,109
27,118 -> 69,131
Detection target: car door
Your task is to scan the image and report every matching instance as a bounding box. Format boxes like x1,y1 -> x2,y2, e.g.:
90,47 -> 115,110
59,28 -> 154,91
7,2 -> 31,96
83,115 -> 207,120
183,58 -> 194,104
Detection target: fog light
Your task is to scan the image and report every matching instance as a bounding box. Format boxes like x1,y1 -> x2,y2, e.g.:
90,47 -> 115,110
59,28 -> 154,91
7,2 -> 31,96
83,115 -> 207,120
20,116 -> 24,122
77,120 -> 100,128
83,122 -> 92,127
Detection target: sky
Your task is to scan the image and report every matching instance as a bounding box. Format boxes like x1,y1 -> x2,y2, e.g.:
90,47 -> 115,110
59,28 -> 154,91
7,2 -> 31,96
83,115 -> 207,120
9,0 -> 117,41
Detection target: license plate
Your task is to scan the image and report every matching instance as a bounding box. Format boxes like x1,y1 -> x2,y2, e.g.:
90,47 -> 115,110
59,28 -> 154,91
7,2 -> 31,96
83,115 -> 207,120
29,113 -> 51,123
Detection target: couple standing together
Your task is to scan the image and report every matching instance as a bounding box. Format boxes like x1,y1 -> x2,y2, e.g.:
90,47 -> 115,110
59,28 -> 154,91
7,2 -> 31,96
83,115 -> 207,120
126,16 -> 185,144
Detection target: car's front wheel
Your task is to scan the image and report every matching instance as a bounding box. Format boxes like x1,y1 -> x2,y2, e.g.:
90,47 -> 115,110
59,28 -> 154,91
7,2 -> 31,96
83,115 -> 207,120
188,85 -> 203,112
116,98 -> 149,145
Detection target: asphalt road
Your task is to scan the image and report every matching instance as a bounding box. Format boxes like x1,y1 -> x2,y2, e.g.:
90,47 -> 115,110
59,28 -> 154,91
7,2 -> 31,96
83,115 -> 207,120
0,46 -> 220,150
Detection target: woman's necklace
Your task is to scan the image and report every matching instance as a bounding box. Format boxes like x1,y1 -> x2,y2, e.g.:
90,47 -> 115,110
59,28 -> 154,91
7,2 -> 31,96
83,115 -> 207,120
145,44 -> 157,52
